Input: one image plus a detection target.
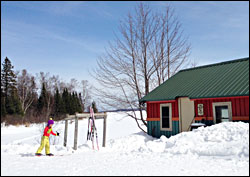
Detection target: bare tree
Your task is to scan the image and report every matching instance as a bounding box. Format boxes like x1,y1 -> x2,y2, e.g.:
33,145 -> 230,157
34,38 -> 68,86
17,69 -> 37,115
151,4 -> 191,86
91,3 -> 191,133
57,80 -> 67,94
67,78 -> 79,93
190,59 -> 198,68
81,80 -> 91,112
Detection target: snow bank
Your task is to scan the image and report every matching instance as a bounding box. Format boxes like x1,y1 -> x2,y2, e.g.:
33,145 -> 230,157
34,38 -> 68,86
106,122 -> 249,159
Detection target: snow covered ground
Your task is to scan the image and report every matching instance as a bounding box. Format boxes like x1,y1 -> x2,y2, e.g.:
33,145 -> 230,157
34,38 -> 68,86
1,111 -> 249,176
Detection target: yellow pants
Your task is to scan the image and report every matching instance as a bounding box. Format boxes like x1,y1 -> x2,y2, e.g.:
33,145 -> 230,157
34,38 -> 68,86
36,136 -> 50,154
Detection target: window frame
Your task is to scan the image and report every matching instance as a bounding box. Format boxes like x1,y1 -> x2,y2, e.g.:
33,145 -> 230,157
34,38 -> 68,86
160,103 -> 172,131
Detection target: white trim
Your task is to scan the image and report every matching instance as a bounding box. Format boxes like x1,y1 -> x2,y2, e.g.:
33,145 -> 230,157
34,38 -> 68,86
160,103 -> 172,131
212,102 -> 232,123
178,99 -> 182,132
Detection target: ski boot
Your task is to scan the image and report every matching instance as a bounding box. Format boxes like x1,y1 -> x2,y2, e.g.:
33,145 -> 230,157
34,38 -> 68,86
35,153 -> 42,156
46,153 -> 54,156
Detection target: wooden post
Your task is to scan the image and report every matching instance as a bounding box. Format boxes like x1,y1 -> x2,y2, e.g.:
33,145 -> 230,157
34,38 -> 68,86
64,119 -> 68,147
102,113 -> 107,147
73,115 -> 78,150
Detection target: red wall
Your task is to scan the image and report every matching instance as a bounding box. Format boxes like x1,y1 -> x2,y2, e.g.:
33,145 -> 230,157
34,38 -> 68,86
146,96 -> 249,121
147,100 -> 179,119
194,96 -> 249,121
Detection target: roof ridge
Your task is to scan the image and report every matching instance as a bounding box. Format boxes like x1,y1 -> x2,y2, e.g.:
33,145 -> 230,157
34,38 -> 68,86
179,57 -> 249,73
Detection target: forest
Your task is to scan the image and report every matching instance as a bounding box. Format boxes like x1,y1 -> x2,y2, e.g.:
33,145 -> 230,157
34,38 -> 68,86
1,57 -> 98,126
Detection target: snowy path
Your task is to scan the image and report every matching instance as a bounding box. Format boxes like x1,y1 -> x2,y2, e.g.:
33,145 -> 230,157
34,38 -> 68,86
1,150 -> 248,176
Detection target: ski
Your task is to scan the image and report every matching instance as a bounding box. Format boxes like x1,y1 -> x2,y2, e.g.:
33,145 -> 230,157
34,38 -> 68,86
35,154 -> 70,157
90,107 -> 99,150
87,117 -> 90,141
95,127 -> 99,150
91,118 -> 95,150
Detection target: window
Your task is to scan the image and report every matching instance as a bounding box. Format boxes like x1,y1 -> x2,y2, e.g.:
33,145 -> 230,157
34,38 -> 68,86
215,106 -> 229,123
212,102 -> 232,124
160,103 -> 172,131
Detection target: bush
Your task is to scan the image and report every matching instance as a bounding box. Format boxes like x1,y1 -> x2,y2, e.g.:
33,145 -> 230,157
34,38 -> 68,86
4,115 -> 24,126
2,112 -> 67,126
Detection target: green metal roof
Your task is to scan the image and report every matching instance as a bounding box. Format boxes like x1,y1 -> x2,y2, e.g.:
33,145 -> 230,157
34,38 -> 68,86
140,57 -> 249,102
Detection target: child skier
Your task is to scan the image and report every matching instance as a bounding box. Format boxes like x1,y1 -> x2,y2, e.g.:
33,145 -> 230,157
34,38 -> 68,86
35,118 -> 59,156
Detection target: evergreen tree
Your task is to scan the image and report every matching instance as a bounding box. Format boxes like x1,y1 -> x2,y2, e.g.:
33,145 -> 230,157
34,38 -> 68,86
77,93 -> 83,113
37,83 -> 48,114
61,90 -> 83,115
69,92 -> 75,115
62,88 -> 71,114
11,88 -> 23,115
71,92 -> 76,114
53,88 -> 65,117
92,101 -> 98,113
1,88 -> 7,118
74,92 -> 82,113
72,92 -> 81,114
1,57 -> 23,115
78,93 -> 84,112
5,96 -> 15,114
1,57 -> 17,97
53,88 -> 60,117
60,93 -> 66,115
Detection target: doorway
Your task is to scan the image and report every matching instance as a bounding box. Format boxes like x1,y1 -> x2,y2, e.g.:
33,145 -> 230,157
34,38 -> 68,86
212,102 -> 232,124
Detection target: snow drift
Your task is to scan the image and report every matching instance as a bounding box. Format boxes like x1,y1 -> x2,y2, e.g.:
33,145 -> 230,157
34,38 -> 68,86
107,122 -> 249,159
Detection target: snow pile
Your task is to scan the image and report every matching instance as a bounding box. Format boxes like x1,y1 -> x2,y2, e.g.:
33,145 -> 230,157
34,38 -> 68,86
107,122 -> 249,159
165,122 -> 249,158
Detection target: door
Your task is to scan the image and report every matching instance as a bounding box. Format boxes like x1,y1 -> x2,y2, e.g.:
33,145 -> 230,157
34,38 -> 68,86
212,102 -> 232,124
178,97 -> 195,132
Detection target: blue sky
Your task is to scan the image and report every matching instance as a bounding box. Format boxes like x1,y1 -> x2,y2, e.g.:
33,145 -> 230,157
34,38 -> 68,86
1,1 -> 249,84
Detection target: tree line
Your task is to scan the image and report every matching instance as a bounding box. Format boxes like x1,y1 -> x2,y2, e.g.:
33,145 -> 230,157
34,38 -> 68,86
1,57 -> 98,125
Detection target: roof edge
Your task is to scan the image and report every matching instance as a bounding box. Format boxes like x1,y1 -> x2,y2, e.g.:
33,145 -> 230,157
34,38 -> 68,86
179,57 -> 249,73
142,94 -> 249,103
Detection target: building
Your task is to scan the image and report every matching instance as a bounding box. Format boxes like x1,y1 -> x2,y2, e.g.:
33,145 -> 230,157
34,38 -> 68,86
140,57 -> 249,138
